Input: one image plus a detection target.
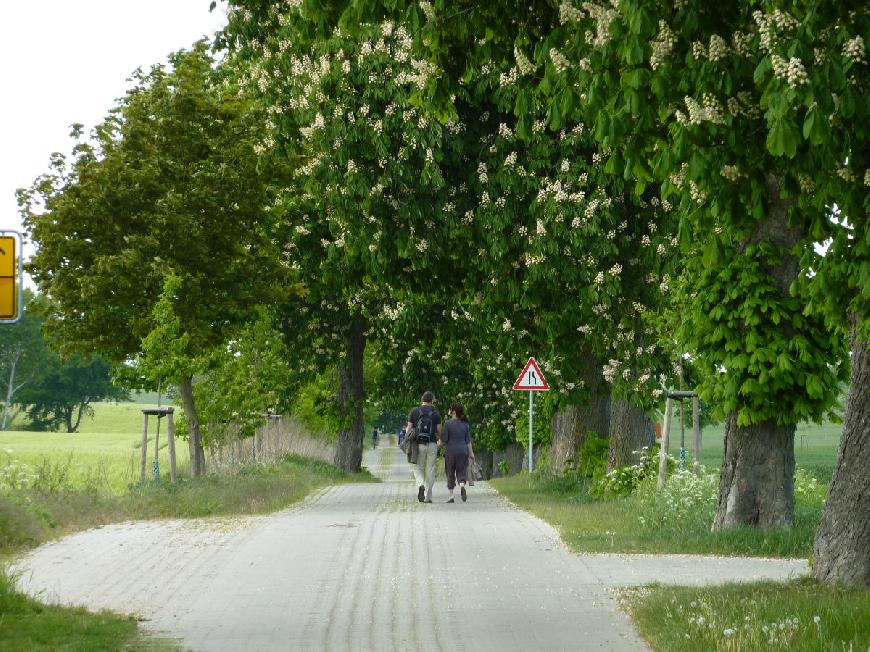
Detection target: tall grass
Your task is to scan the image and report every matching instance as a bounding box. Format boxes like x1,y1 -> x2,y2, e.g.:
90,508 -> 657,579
621,579 -> 870,651
491,461 -> 825,557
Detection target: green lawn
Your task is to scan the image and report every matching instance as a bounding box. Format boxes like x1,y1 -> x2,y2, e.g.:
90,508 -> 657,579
664,418 -> 842,471
0,402 -> 189,494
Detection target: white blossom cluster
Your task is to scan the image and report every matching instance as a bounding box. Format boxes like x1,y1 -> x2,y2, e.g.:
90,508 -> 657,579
514,47 -> 536,75
418,1 -> 435,22
650,21 -> 676,70
499,66 -> 518,85
771,55 -> 809,87
549,48 -> 571,74
797,173 -> 816,193
721,165 -> 742,181
677,94 -> 726,125
731,31 -> 754,57
837,166 -> 855,182
559,1 -> 584,24
707,35 -> 729,62
753,9 -> 799,53
582,2 -> 618,49
842,35 -> 865,64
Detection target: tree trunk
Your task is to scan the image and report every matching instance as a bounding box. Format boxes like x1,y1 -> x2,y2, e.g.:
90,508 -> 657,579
66,398 -> 90,432
1,353 -> 19,430
712,414 -> 795,529
333,315 -> 366,472
607,398 -> 655,470
550,396 -> 611,473
550,358 -> 611,473
178,375 -> 206,477
710,174 -> 803,530
813,322 -> 870,586
65,406 -> 74,433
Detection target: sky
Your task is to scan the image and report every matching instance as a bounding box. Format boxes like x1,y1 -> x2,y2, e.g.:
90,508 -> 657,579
0,1 -> 230,281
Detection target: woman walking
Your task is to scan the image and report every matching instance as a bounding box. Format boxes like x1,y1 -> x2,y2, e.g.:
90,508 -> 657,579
441,403 -> 474,503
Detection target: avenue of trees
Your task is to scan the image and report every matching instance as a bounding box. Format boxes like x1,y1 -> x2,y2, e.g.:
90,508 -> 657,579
18,1 -> 867,586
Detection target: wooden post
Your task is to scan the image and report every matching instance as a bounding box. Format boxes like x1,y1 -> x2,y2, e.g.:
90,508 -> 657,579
692,396 -> 701,474
140,413 -> 149,482
657,398 -> 673,489
166,408 -> 177,484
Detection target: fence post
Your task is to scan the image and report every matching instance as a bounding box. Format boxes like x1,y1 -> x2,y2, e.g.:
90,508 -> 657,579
692,396 -> 701,474
166,408 -> 177,484
657,398 -> 673,489
140,413 -> 149,482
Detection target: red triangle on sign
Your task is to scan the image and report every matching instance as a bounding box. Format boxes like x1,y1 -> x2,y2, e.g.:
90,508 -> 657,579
513,357 -> 550,391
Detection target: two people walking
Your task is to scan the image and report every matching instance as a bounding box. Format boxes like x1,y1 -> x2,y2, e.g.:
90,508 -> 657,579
404,391 -> 474,504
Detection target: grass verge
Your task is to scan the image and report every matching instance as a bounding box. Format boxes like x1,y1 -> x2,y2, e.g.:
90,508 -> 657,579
1,454 -> 374,557
0,566 -> 181,651
619,579 -> 870,651
490,467 -> 823,557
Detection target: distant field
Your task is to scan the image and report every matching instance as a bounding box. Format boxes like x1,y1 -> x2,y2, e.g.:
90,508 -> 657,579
0,402 -> 188,493
663,417 -> 841,472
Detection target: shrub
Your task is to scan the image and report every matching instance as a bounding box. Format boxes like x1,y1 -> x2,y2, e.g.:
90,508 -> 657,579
591,445 -> 661,497
635,467 -> 719,532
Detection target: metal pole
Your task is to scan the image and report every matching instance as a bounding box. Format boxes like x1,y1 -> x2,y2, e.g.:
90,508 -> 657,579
528,390 -> 534,473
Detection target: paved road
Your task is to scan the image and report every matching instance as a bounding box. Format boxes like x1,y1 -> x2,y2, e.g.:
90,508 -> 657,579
12,442 -> 807,651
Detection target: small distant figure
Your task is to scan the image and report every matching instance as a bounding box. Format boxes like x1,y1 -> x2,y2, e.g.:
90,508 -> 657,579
372,427 -> 379,448
397,427 -> 406,447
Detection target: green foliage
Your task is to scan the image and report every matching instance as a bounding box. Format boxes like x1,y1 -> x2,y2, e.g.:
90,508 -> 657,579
578,433 -> 609,479
592,445 -> 662,497
193,312 -> 293,442
17,353 -> 128,433
20,40 -> 289,379
679,241 -> 846,426
289,369 -> 343,440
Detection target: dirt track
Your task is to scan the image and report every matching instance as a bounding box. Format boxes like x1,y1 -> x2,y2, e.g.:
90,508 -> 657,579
12,442 -> 807,651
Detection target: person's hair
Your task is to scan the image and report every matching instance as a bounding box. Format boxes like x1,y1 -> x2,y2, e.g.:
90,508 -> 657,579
421,391 -> 435,404
450,402 -> 468,422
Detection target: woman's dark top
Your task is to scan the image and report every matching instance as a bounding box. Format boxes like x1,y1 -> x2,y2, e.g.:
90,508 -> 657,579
442,418 -> 470,455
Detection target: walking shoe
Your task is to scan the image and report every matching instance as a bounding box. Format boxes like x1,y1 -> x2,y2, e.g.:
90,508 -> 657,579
460,486 -> 467,502
446,498 -> 454,503
418,485 -> 425,502
425,498 -> 433,503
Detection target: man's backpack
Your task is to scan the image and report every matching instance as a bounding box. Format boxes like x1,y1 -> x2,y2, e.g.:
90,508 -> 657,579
416,409 -> 435,443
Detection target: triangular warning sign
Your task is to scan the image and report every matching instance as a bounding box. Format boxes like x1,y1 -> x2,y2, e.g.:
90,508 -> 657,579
513,357 -> 550,391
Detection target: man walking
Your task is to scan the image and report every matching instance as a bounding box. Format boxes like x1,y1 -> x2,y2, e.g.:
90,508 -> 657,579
406,391 -> 442,503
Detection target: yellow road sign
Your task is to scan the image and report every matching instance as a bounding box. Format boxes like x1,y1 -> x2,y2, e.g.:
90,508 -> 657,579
0,235 -> 18,320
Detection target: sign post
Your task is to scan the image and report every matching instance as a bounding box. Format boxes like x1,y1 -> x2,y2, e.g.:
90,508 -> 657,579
513,357 -> 550,473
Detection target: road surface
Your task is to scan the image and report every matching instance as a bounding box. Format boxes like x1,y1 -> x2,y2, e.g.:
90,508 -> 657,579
12,441 -> 807,651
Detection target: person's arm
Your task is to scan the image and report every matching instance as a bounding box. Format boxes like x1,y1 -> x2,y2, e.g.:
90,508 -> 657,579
437,420 -> 444,446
